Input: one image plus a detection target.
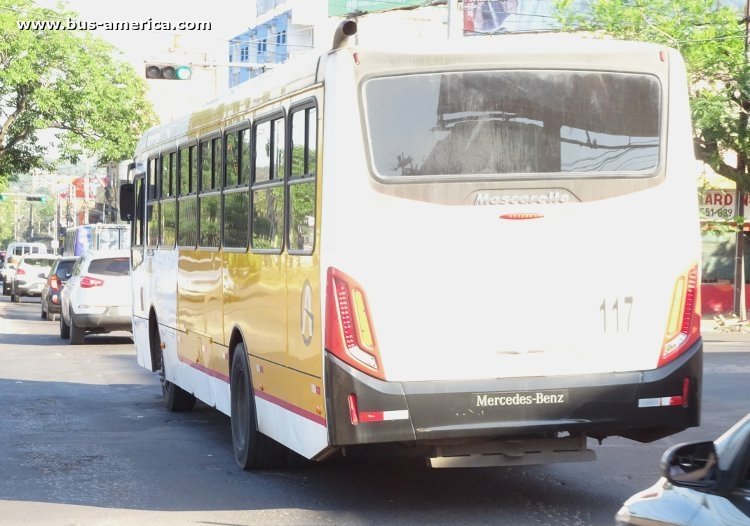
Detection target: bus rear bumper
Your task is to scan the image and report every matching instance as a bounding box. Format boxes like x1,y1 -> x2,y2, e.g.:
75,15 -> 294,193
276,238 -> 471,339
325,339 -> 702,447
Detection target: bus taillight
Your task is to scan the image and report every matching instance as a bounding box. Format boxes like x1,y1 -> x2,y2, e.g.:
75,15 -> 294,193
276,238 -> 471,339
325,267 -> 384,380
659,265 -> 700,367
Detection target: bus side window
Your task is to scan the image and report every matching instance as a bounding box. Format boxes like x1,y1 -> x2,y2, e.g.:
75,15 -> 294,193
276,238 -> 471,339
147,158 -> 160,248
251,116 -> 284,252
288,105 -> 317,254
135,178 -> 145,247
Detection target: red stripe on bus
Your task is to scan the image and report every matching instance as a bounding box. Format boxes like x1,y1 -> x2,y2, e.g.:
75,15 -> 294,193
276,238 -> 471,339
254,388 -> 327,427
176,355 -> 326,426
178,354 -> 230,383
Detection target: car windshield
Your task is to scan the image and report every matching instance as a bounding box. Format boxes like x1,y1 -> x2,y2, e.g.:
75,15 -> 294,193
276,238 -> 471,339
57,260 -> 76,273
23,258 -> 54,267
88,257 -> 130,276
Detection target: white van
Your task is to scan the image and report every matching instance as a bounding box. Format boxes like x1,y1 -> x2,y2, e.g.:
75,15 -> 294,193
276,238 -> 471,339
2,242 -> 48,295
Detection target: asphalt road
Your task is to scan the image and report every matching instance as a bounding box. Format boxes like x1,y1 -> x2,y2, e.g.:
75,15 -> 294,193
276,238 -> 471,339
0,295 -> 748,526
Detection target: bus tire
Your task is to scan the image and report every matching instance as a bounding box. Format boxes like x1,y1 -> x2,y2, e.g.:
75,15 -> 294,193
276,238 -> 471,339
69,316 -> 86,345
60,312 -> 70,339
230,343 -> 288,470
160,348 -> 196,413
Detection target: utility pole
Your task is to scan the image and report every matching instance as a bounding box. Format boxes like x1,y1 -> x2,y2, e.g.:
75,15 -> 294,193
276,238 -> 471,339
734,0 -> 750,321
447,0 -> 463,39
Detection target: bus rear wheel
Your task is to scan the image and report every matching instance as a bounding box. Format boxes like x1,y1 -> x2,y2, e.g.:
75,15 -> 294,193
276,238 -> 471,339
159,350 -> 196,413
230,343 -> 287,470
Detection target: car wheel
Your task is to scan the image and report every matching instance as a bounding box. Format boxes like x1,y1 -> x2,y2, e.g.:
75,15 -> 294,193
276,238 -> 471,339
231,343 -> 288,470
69,316 -> 86,345
59,311 -> 70,339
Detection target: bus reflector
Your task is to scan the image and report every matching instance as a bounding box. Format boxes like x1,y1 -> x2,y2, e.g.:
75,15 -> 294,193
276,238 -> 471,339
326,268 -> 384,380
639,378 -> 690,408
659,265 -> 700,367
348,394 -> 359,425
346,393 -> 409,425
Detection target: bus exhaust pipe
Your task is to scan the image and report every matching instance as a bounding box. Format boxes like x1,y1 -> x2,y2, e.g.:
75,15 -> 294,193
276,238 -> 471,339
332,20 -> 357,51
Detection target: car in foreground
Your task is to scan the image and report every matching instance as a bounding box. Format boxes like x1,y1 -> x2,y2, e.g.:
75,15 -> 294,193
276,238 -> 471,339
41,256 -> 78,320
616,413 -> 750,526
60,249 -> 132,345
10,254 -> 58,303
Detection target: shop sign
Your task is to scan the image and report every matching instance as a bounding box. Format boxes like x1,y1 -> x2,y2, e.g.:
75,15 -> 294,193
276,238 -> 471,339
700,189 -> 750,222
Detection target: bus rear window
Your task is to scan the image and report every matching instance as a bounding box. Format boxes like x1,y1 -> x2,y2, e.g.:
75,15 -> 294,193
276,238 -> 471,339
364,70 -> 661,178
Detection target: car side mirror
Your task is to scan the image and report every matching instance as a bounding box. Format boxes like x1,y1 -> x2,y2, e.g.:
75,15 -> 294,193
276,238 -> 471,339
661,441 -> 719,489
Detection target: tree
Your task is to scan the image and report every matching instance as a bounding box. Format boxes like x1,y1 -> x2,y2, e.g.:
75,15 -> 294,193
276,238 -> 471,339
0,0 -> 157,182
556,0 -> 750,318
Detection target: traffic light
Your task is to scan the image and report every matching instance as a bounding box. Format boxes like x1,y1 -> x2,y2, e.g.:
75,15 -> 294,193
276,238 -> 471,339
145,63 -> 192,80
25,195 -> 47,202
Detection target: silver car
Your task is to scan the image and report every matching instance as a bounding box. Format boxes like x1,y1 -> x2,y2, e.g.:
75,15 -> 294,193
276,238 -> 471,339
616,413 -> 750,526
10,254 -> 58,303
59,249 -> 132,345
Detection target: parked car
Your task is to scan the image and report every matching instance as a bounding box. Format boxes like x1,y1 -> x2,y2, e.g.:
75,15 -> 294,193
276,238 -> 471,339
10,254 -> 58,303
2,242 -> 48,296
60,250 -> 132,345
41,256 -> 78,320
616,413 -> 750,526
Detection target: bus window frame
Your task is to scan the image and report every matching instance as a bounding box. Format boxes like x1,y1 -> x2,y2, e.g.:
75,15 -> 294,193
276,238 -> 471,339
159,148 -> 178,249
177,139 -> 199,250
146,155 -> 161,249
286,99 -> 318,257
222,121 -> 252,252
250,110 -> 286,255
198,131 -> 223,251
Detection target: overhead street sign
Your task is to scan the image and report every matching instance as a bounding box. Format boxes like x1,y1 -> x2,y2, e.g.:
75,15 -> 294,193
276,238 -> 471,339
328,0 -> 425,16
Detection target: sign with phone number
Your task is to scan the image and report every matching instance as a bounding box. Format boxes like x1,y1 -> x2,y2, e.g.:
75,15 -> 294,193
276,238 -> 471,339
700,189 -> 750,222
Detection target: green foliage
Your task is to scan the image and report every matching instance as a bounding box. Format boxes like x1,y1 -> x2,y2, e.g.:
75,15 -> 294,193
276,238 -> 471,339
0,0 -> 157,182
555,0 -> 750,189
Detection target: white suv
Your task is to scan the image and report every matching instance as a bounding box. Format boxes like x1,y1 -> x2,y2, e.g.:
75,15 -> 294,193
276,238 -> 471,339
60,249 -> 132,345
11,254 -> 58,303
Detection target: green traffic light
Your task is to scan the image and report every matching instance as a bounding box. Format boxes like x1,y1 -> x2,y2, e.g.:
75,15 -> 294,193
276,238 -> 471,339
175,65 -> 192,80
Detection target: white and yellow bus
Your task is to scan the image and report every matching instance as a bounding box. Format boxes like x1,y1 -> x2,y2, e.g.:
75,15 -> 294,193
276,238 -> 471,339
120,22 -> 703,469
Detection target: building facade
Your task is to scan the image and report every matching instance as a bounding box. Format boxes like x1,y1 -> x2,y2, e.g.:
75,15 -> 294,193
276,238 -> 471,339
229,0 -> 325,88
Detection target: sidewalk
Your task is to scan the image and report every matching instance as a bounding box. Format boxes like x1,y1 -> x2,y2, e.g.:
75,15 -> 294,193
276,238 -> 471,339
701,316 -> 750,344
